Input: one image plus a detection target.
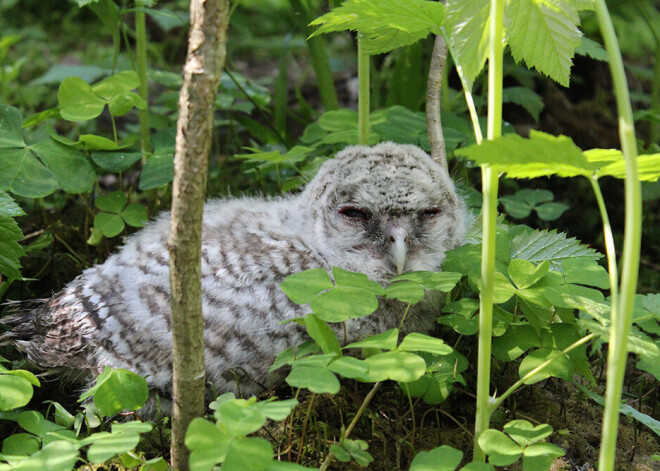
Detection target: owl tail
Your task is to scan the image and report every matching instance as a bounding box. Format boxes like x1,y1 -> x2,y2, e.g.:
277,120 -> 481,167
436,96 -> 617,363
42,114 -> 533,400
0,299 -> 95,373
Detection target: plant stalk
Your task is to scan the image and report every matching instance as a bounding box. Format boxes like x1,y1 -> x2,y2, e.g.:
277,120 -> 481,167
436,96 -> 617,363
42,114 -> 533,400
589,177 -> 619,309
318,381 -> 381,471
135,0 -> 152,158
426,34 -> 449,169
594,1 -> 643,470
357,34 -> 370,146
473,0 -> 504,462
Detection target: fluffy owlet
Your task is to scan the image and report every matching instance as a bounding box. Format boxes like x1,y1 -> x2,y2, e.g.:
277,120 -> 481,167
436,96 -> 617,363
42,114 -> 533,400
1,142 -> 466,399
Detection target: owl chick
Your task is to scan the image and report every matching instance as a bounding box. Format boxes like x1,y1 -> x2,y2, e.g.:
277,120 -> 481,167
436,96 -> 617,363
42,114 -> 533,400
1,142 -> 466,398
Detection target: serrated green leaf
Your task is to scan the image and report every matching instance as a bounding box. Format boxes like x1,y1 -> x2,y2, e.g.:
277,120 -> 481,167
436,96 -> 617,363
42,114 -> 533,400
30,138 -> 95,194
510,227 -> 601,270
508,259 -> 549,289
445,0 -> 490,89
310,0 -> 444,55
280,268 -> 334,304
598,153 -> 660,181
575,36 -> 608,62
0,194 -> 25,281
507,0 -> 582,86
455,131 -> 594,179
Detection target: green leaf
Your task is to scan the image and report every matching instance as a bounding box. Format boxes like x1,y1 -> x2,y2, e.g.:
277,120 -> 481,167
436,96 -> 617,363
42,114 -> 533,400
328,356 -> 369,379
121,203 -> 149,228
508,259 -> 550,289
510,227 -> 602,269
95,191 -> 127,213
82,368 -> 148,416
280,268 -> 333,305
455,131 -> 594,179
92,70 -> 140,100
285,366 -> 340,394
398,333 -> 453,355
1,433 -> 41,456
522,442 -> 565,471
108,91 -> 147,117
18,411 -> 65,437
560,257 -> 609,289
385,280 -> 425,304
0,104 -> 26,148
0,147 -> 59,198
223,437 -> 273,471
311,286 -> 379,322
598,153 -> 660,182
9,440 -> 79,471
254,398 -> 298,422
30,138 -> 95,194
437,314 -> 479,336
0,374 -> 33,410
445,0 -> 490,89
477,429 -> 522,466
330,444 -> 352,462
502,87 -> 545,121
534,202 -> 569,221
364,351 -> 426,382
0,193 -> 26,280
503,419 -> 553,447
111,421 -> 152,433
575,36 -> 608,61
344,328 -> 399,351
139,152 -> 174,190
58,76 -> 106,121
492,324 -> 540,362
87,431 -> 140,464
305,314 -> 341,355
186,418 -> 231,470
78,134 -> 123,151
391,271 -> 462,292
519,347 -> 573,384
91,151 -> 142,172
500,195 -> 533,218
217,400 -> 267,436
309,0 -> 444,55
506,0 -> 582,86
5,369 -> 40,387
410,445 -> 463,471
332,267 -> 385,295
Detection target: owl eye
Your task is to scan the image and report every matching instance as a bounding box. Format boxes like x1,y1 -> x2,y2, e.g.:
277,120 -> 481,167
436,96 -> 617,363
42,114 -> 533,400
339,206 -> 371,221
420,207 -> 443,219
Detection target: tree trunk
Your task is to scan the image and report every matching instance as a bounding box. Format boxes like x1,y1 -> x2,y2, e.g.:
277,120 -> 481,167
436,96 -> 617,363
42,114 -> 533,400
168,0 -> 230,468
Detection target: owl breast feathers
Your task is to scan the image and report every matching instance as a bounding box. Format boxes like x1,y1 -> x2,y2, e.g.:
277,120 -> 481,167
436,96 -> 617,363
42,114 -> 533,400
1,142 -> 466,398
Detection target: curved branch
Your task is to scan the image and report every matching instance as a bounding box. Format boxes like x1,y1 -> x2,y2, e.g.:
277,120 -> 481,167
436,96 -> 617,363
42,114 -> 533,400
426,34 -> 449,169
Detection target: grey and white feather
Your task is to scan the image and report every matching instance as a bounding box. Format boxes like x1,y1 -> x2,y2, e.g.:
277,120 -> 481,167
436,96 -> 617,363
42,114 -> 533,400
1,142 -> 466,398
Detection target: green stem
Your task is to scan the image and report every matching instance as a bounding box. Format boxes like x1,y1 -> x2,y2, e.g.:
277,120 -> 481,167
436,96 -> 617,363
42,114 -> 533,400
594,1 -> 642,470
473,0 -> 504,462
289,0 -> 339,111
490,333 -> 597,411
357,34 -> 370,146
135,0 -> 152,159
589,177 -> 619,309
318,381 -> 381,471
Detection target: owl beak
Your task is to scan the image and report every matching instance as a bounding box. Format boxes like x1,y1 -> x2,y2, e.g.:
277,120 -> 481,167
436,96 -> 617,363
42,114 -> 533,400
388,225 -> 408,275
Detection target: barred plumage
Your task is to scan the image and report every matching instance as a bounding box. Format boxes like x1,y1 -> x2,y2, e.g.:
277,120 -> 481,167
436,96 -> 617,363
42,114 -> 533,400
1,142 -> 466,398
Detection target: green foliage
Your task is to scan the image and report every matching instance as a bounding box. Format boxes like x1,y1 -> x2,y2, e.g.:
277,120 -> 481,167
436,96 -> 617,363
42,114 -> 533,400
478,420 -> 564,470
310,0 -> 444,55
0,192 -> 25,281
500,189 -> 568,221
409,445 -> 495,471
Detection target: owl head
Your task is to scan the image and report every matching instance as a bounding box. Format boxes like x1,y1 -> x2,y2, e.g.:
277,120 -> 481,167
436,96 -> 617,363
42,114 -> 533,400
299,142 -> 466,282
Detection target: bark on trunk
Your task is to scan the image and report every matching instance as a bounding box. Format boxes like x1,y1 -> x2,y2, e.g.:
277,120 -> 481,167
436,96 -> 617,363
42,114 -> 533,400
426,34 -> 449,170
168,1 -> 230,468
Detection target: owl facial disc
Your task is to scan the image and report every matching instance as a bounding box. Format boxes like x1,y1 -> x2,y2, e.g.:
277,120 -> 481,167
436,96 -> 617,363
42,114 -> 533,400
387,224 -> 408,274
